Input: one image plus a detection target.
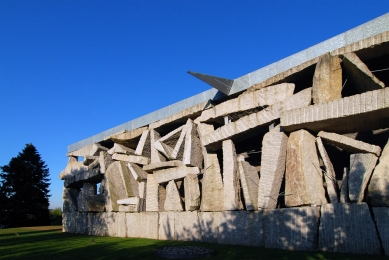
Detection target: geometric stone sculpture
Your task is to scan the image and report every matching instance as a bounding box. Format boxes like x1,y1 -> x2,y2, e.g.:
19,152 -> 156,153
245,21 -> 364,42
108,143 -> 135,155
281,88 -> 389,134
368,139 -> 389,207
312,53 -> 342,104
202,88 -> 312,151
195,82 -> 295,123
77,183 -> 96,212
348,153 -> 378,202
257,125 -> 288,209
200,152 -> 224,212
184,174 -> 200,211
316,137 -> 339,203
105,161 -> 139,211
59,156 -> 87,180
343,52 -> 385,93
143,160 -> 185,172
285,129 -> 327,207
318,203 -> 381,255
222,140 -> 242,211
238,156 -> 259,210
146,174 -> 159,212
318,131 -> 382,156
153,166 -> 200,184
127,162 -> 148,181
62,187 -> 80,212
164,180 -> 184,211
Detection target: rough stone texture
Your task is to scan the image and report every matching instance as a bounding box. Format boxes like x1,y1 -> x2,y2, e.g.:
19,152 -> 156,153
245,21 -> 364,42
264,207 -> 320,251
63,212 -> 88,234
169,120 -> 192,160
87,213 -> 103,236
195,83 -> 295,123
203,88 -> 312,151
149,101 -> 211,130
77,183 -> 97,212
105,126 -> 148,149
164,180 -> 184,211
116,212 -> 127,238
372,207 -> 389,256
99,151 -> 113,174
118,205 -> 137,212
128,162 -> 148,181
146,174 -> 159,212
281,88 -> 389,134
105,161 -> 138,212
249,56 -> 319,92
198,212 -> 222,243
222,140 -> 242,211
369,139 -> 389,207
316,137 -> 339,203
218,211 -> 264,247
319,203 -> 381,255
312,53 -> 342,104
134,129 -> 150,156
139,212 -> 159,239
67,143 -> 108,157
159,212 -> 175,240
158,184 -> 167,212
175,212 -> 202,241
200,153 -> 224,212
150,129 -> 166,163
285,130 -> 327,207
348,153 -> 378,202
154,140 -> 174,160
331,31 -> 389,56
343,52 -> 385,93
257,126 -> 288,209
86,195 -> 105,212
340,167 -> 350,203
153,166 -> 200,184
183,133 -> 203,169
126,213 -> 141,237
59,156 -> 87,180
117,197 -> 139,205
143,160 -> 185,172
62,187 -> 80,212
108,143 -> 135,155
238,157 -> 259,210
184,174 -> 200,211
63,161 -> 102,188
318,131 -> 382,156
112,153 -> 149,165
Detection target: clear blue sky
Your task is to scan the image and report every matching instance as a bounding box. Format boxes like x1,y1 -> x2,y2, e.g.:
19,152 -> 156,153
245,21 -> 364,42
1,0 -> 388,209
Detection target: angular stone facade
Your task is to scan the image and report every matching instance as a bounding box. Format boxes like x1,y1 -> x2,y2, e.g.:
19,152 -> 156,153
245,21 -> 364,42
61,27 -> 389,256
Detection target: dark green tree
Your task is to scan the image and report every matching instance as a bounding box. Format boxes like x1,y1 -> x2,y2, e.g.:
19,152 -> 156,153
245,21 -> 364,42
0,144 -> 51,227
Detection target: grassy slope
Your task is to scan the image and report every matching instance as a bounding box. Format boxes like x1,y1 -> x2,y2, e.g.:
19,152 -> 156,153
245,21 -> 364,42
0,226 -> 386,260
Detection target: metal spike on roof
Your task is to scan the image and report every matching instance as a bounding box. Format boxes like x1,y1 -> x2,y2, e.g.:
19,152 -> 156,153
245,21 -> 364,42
188,71 -> 234,95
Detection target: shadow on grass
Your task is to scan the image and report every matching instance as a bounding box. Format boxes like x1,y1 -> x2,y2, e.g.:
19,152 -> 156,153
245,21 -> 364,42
1,228 -> 387,260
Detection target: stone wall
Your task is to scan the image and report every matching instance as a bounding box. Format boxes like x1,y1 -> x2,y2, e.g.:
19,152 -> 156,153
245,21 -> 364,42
60,31 -> 389,256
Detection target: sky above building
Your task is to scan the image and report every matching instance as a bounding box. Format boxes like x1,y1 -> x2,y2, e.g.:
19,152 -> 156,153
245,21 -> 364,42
0,0 -> 388,209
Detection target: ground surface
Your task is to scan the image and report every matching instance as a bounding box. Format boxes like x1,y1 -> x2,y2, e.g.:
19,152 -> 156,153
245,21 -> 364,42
0,226 -> 386,260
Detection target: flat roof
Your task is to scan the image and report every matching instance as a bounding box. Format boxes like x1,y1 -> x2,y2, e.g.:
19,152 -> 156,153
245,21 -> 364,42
68,12 -> 389,153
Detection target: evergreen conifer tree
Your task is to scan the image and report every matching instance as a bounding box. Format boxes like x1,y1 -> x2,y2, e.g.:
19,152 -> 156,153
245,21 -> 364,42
0,144 -> 51,227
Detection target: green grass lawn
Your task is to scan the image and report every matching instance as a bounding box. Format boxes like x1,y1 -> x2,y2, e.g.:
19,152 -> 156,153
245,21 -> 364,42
0,226 -> 386,260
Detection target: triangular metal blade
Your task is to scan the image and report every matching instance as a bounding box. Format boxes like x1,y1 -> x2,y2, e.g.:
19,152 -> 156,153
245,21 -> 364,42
188,71 -> 234,95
